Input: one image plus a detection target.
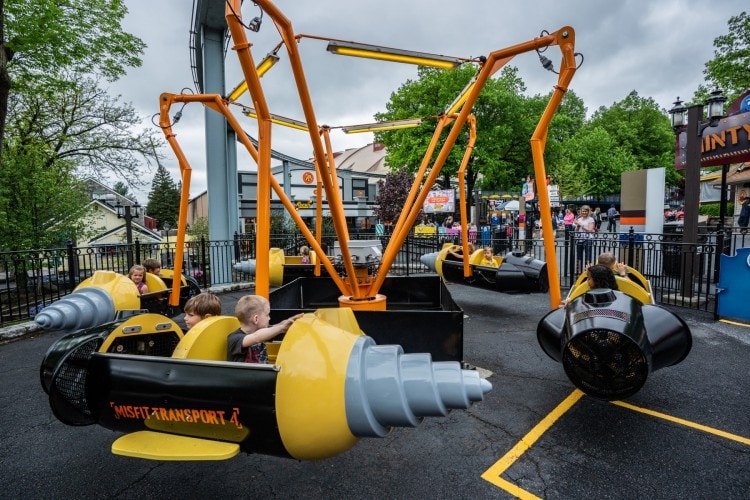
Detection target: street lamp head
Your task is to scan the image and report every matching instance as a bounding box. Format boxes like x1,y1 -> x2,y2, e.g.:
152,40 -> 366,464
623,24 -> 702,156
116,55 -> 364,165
705,88 -> 727,121
115,201 -> 140,219
669,97 -> 687,130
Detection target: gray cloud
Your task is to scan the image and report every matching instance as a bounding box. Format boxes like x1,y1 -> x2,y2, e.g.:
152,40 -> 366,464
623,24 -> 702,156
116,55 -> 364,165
110,0 -> 746,201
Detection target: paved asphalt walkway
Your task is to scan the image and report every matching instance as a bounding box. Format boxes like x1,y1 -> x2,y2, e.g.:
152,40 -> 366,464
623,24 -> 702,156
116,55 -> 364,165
2,280 -> 749,499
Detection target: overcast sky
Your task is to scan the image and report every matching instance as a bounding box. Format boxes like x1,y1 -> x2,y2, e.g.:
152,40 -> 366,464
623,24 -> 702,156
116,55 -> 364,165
109,0 -> 747,203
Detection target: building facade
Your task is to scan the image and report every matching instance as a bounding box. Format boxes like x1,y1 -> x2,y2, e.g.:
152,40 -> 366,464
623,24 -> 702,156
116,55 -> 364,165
236,142 -> 389,233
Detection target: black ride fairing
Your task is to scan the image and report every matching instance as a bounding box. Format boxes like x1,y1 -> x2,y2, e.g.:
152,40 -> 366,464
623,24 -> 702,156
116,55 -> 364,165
83,354 -> 289,458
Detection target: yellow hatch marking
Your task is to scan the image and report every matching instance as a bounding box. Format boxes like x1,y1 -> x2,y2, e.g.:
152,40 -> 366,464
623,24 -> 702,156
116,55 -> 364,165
612,400 -> 750,446
482,389 -> 750,496
481,389 -> 583,497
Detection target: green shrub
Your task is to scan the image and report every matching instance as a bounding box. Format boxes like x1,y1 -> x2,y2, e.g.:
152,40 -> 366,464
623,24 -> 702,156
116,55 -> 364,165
699,203 -> 734,216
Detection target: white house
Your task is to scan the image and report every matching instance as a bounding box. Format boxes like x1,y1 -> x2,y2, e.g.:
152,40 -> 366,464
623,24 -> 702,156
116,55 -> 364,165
80,179 -> 162,247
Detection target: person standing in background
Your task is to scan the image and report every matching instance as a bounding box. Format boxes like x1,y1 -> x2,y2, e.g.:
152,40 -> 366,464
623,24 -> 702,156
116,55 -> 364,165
606,204 -> 618,232
574,205 -> 596,273
563,208 -> 575,235
593,207 -> 602,233
737,193 -> 749,228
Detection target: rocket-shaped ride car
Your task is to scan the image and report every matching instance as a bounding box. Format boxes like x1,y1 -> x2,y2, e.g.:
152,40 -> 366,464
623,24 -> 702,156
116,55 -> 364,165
42,307 -> 490,461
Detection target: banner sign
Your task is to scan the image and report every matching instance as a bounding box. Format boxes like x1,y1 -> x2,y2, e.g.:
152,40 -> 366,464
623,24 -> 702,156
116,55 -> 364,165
675,91 -> 750,170
522,177 -> 535,201
423,189 -> 455,213
548,185 -> 560,207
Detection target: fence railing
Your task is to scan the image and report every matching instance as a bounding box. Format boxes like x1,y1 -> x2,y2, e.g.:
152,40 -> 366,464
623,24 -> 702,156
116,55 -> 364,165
1,228 -> 747,327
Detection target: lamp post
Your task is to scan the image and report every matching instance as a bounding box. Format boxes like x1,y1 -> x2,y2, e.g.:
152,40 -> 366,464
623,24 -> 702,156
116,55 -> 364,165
473,188 -> 482,226
519,178 -> 529,243
718,163 -> 730,231
115,202 -> 141,270
163,223 -> 171,267
668,89 -> 727,299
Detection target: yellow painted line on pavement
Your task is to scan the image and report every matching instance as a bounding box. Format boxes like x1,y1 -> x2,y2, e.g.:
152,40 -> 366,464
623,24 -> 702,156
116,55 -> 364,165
481,389 -> 584,497
612,400 -> 750,446
719,319 -> 750,328
482,389 -> 750,497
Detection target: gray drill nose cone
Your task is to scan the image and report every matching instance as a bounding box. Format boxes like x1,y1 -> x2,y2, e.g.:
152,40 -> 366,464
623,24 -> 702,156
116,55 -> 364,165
345,336 -> 492,437
420,251 -> 439,272
34,287 -> 115,330
234,259 -> 257,276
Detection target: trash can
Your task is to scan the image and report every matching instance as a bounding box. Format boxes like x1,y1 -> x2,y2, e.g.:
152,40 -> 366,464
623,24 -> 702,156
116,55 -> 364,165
661,225 -> 682,278
618,232 -> 644,269
494,225 -> 512,254
481,226 -> 491,246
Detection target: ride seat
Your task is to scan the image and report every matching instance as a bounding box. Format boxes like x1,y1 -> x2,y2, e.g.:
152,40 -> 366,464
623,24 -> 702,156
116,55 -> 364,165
171,316 -> 240,361
573,266 -> 650,292
144,272 -> 168,292
99,313 -> 185,356
284,250 -> 317,265
158,268 -> 187,287
139,272 -> 171,313
470,250 -> 499,268
567,276 -> 653,305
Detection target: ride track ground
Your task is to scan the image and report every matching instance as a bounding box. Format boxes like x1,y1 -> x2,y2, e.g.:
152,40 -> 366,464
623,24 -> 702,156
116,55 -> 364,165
1,282 -> 748,499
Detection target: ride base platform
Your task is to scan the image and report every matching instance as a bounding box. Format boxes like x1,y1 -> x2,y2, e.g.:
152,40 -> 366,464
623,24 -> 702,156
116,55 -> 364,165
270,276 -> 463,362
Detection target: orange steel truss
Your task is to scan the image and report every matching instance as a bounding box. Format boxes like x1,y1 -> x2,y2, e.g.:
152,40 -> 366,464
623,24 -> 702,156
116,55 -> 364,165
159,0 -> 578,310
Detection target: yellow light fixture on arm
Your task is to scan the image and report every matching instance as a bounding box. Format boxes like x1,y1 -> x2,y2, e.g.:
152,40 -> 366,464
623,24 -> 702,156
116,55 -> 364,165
341,118 -> 422,134
227,52 -> 281,102
327,41 -> 462,69
242,107 -> 309,132
256,52 -> 280,76
445,78 -> 478,115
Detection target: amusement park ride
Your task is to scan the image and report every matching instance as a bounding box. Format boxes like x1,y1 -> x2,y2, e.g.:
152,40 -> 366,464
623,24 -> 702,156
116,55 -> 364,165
38,0 -> 691,461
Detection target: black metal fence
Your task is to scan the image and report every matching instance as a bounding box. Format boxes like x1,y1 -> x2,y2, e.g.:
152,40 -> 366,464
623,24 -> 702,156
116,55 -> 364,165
1,228 -> 748,327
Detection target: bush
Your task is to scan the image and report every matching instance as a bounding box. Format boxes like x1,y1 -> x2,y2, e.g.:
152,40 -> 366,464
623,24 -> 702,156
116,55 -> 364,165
699,203 -> 734,217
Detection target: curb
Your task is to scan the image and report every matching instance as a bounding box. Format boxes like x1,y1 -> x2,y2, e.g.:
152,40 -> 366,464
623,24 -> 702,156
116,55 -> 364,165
0,321 -> 42,342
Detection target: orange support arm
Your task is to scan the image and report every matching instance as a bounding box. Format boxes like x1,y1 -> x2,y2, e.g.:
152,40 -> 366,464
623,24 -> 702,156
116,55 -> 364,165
160,0 -> 577,310
456,116 -> 477,277
531,29 -> 577,309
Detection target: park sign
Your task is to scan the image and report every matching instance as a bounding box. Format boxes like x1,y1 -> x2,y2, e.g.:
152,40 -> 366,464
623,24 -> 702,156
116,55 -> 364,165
674,90 -> 750,170
423,189 -> 455,213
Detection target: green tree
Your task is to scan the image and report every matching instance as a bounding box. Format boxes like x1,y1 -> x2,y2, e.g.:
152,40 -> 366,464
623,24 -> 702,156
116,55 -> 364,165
373,168 -> 415,224
539,90 -> 587,166
6,74 -> 159,184
187,215 -> 209,241
0,0 -> 145,151
587,91 -> 676,183
557,126 -> 636,198
374,65 -> 586,197
146,164 -> 180,230
112,181 -> 133,199
0,137 -> 95,250
0,74 -> 161,250
374,66 -> 476,190
0,1 -> 155,251
702,11 -> 750,105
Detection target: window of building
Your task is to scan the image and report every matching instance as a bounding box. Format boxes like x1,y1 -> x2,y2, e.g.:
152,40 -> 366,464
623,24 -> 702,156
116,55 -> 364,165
352,179 -> 368,200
